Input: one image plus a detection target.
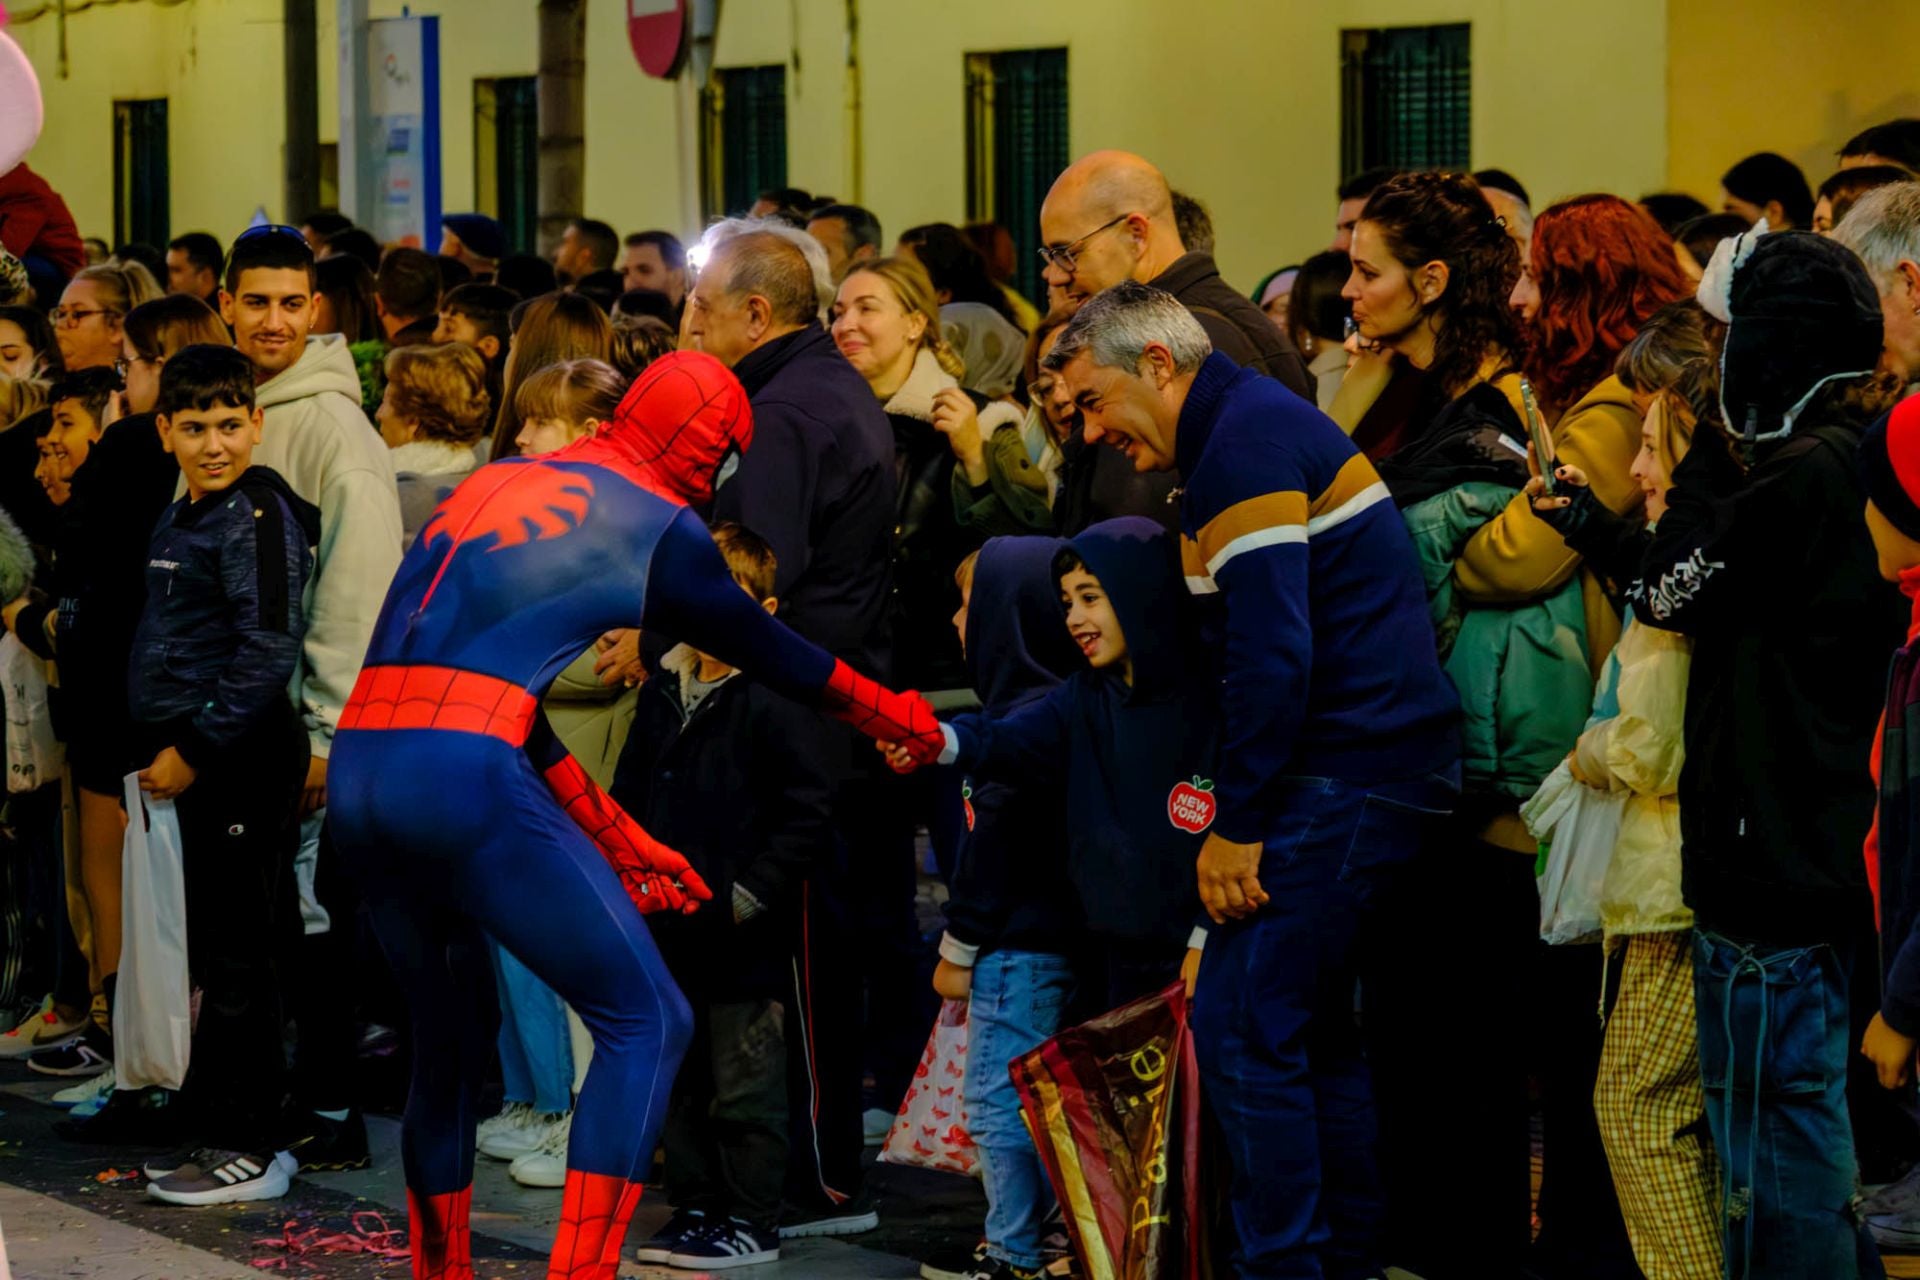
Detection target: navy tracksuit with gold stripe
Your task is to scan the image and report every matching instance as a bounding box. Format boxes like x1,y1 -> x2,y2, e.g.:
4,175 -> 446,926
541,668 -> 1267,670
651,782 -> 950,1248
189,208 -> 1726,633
1176,352 -> 1460,1277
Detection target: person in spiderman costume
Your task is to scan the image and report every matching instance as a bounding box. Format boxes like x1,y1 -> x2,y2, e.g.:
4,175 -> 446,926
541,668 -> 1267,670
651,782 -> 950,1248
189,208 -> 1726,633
326,350 -> 946,1280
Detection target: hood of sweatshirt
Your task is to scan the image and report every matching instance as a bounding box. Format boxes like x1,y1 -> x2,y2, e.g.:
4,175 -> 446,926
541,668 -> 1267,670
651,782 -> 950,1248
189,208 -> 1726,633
965,535 -> 1083,717
1068,516 -> 1191,703
255,334 -> 364,412
174,464 -> 322,546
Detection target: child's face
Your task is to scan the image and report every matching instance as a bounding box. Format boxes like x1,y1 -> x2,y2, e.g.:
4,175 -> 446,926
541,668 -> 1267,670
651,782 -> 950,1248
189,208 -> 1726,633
1061,567 -> 1127,672
160,401 -> 264,501
434,311 -> 500,361
47,396 -> 102,478
33,438 -> 69,505
516,416 -> 592,457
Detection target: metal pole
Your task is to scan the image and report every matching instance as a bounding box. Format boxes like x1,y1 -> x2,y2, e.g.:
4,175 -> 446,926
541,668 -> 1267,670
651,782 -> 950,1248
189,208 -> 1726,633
284,0 -> 320,221
337,0 -> 372,227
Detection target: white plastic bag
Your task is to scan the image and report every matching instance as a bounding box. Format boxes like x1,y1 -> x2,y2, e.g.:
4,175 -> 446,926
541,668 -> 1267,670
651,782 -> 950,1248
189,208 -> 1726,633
880,998 -> 978,1176
1523,759 -> 1626,946
0,633 -> 60,793
113,772 -> 192,1090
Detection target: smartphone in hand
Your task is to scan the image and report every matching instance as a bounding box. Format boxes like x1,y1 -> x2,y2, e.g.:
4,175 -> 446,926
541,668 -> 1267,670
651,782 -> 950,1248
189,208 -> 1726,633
1519,377 -> 1554,494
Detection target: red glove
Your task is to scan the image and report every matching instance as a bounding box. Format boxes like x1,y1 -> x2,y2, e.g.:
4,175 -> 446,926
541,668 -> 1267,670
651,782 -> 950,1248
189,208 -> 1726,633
820,659 -> 945,771
542,756 -> 713,915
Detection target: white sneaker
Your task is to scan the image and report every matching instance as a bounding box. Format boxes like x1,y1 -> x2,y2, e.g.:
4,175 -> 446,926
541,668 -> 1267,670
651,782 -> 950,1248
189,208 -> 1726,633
479,1104 -> 563,1161
475,1100 -> 536,1156
508,1111 -> 571,1188
0,996 -> 84,1060
52,1070 -> 117,1109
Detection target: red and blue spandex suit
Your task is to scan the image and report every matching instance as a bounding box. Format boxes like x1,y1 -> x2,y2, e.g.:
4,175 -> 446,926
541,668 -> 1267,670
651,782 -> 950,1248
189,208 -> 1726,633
327,353 -> 942,1280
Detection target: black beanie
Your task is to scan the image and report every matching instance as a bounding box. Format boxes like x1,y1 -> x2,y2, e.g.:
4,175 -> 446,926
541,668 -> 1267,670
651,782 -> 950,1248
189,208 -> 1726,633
1718,231 -> 1883,441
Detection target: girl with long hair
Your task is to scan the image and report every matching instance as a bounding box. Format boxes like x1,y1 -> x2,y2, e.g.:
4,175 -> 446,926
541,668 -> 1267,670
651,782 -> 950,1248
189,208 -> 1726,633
487,292 -> 613,460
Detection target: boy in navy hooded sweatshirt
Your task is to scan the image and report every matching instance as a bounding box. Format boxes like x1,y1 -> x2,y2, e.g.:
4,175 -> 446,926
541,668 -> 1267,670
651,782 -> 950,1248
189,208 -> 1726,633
925,536 -> 1085,1280
891,516 -> 1216,1007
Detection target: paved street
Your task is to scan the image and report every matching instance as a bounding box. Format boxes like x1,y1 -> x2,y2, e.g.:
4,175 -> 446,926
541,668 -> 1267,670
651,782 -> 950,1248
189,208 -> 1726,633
0,1069 -> 986,1279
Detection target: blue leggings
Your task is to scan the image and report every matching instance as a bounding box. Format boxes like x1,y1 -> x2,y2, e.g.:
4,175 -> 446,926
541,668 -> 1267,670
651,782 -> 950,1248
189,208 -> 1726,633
331,728 -> 692,1194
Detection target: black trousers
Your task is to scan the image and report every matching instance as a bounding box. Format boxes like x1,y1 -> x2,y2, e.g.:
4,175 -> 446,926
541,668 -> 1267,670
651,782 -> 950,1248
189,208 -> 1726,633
1367,832 -> 1640,1280
666,997 -> 789,1230
170,710 -> 309,1151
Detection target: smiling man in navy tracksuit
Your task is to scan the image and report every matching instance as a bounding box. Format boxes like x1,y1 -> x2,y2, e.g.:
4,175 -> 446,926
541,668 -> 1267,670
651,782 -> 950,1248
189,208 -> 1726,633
1042,281 -> 1461,1280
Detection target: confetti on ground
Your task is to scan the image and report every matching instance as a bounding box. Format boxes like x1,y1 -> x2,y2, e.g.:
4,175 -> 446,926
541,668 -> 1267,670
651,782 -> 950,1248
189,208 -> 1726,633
92,1167 -> 142,1183
250,1212 -> 409,1270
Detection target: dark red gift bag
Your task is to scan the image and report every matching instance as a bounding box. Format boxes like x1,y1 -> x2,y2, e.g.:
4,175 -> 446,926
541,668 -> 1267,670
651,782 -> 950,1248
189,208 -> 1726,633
1009,981 -> 1211,1279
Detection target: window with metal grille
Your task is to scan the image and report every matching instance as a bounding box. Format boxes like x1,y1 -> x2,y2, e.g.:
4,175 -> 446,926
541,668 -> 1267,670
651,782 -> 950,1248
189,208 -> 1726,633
474,77 -> 538,255
1340,25 -> 1470,179
965,47 -> 1068,307
700,65 -> 788,221
113,99 -> 169,249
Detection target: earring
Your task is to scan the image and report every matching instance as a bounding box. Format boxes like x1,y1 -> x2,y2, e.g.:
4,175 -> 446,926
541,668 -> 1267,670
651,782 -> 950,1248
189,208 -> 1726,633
1301,334 -> 1313,355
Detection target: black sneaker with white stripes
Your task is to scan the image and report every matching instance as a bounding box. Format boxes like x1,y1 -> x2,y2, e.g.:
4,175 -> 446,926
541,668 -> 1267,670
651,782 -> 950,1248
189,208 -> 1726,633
146,1149 -> 293,1206
665,1217 -> 781,1270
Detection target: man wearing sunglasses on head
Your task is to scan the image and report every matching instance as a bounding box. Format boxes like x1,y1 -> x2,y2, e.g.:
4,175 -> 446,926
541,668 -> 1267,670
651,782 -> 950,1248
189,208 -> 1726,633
1037,150 -> 1312,402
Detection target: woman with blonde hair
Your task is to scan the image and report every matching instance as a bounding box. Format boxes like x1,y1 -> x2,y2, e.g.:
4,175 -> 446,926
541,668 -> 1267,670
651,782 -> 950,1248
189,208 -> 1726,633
831,255 -> 1017,693
376,343 -> 492,546
53,261 -> 160,372
487,292 -> 613,459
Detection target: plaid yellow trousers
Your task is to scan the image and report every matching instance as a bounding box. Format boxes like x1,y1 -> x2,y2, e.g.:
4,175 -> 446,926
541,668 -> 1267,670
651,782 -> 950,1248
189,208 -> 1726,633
1594,931 -> 1725,1280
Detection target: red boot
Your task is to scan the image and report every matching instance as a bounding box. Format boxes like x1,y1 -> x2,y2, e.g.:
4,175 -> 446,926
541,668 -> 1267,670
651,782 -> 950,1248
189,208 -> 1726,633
408,1186 -> 474,1280
547,1170 -> 645,1280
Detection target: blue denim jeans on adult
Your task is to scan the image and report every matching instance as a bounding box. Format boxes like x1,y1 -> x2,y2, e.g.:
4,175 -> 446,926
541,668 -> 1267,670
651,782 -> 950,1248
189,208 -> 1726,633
964,947 -> 1077,1270
1191,770 -> 1457,1280
1692,930 -> 1884,1280
490,939 -> 574,1115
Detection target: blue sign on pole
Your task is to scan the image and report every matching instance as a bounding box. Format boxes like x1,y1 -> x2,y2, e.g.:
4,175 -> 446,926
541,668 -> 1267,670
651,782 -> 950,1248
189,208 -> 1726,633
365,14 -> 441,250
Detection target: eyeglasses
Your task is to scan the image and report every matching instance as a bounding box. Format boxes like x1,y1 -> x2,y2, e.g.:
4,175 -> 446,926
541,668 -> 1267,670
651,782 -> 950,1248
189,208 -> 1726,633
112,354 -> 154,380
1036,214 -> 1131,274
49,306 -> 121,328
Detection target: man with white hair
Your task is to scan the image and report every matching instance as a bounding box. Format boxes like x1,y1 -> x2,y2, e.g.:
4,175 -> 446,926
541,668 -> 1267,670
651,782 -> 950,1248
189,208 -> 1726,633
684,216 -> 897,1240
1834,181 -> 1920,388
1043,280 -> 1460,1277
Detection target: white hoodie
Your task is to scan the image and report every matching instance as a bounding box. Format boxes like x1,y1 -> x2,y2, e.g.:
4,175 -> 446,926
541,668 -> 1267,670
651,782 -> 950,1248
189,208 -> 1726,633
252,333 -> 403,759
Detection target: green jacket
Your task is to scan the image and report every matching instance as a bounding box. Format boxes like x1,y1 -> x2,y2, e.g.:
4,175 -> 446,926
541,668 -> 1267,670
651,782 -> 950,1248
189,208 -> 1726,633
1405,481 -> 1595,801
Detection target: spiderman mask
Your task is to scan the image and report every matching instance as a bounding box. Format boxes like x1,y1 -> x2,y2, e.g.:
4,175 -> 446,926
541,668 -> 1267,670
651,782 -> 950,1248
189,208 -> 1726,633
603,350 -> 753,506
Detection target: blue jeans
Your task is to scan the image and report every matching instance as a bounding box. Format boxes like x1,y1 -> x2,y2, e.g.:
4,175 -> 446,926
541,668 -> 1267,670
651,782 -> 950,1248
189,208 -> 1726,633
491,939 -> 575,1115
1191,771 -> 1456,1280
1692,930 -> 1884,1280
964,948 -> 1076,1270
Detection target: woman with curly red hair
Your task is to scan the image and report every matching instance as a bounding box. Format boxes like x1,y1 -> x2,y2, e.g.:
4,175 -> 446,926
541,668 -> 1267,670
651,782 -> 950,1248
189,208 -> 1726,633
1454,194 -> 1691,622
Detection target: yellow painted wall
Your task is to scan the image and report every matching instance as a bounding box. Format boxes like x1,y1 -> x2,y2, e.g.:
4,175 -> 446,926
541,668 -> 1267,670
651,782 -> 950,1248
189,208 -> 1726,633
13,0 -> 1668,289
1666,0 -> 1920,206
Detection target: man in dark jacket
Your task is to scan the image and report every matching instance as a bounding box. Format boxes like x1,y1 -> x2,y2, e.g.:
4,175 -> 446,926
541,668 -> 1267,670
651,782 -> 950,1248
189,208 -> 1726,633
1037,150 -> 1312,402
688,218 -> 902,1235
610,523 -> 835,1269
1636,230 -> 1902,1278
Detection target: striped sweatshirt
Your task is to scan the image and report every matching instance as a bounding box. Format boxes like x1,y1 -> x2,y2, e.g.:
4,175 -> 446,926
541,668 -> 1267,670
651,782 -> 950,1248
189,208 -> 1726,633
1176,353 -> 1459,843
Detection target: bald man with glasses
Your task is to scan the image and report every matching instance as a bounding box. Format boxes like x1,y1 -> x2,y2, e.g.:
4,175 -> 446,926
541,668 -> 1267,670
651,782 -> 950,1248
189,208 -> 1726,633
1037,150 -> 1312,402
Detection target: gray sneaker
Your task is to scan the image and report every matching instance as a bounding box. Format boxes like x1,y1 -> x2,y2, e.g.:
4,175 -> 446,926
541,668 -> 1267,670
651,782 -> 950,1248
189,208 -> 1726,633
146,1149 -> 292,1206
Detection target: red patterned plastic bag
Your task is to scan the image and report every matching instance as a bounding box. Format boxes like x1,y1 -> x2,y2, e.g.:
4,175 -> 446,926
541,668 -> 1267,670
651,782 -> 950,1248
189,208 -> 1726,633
879,998 -> 979,1176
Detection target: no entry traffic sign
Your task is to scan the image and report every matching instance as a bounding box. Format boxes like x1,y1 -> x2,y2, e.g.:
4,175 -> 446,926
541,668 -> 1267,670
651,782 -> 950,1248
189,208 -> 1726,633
628,0 -> 689,79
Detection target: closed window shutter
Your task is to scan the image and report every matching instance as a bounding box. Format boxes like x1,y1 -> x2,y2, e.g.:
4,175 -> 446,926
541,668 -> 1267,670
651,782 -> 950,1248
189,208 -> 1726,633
716,65 -> 789,217
966,48 -> 1068,307
497,78 -> 538,255
1341,24 -> 1471,179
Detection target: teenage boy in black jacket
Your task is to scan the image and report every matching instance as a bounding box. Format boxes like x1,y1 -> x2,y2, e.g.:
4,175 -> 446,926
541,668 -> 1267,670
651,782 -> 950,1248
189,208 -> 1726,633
612,522 -> 836,1271
125,345 -> 319,1207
